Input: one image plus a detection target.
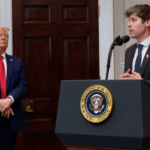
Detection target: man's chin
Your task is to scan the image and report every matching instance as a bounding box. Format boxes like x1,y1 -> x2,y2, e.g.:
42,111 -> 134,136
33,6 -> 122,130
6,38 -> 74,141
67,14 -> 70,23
0,45 -> 7,48
130,35 -> 136,39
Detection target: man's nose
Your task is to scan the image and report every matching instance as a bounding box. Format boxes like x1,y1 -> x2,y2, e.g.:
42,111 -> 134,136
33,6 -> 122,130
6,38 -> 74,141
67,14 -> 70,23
0,35 -> 6,39
127,22 -> 131,27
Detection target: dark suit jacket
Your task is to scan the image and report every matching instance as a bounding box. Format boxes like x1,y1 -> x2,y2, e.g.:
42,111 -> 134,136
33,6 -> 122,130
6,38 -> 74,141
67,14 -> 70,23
0,54 -> 27,132
124,43 -> 150,84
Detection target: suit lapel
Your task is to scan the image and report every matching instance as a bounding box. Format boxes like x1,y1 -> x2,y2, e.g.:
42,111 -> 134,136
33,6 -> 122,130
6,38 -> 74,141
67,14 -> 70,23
6,54 -> 13,91
140,46 -> 150,76
128,44 -> 137,71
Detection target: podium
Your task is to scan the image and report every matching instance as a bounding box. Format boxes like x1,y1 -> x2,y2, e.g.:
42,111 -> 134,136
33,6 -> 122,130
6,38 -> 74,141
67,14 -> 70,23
55,80 -> 150,150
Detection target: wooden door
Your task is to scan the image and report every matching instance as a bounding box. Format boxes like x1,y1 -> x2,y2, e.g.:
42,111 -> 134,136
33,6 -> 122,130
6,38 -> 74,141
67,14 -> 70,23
13,0 -> 99,150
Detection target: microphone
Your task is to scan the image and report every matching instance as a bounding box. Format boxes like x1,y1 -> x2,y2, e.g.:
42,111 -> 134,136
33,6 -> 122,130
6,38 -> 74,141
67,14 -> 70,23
116,35 -> 130,46
105,35 -> 130,80
122,35 -> 130,43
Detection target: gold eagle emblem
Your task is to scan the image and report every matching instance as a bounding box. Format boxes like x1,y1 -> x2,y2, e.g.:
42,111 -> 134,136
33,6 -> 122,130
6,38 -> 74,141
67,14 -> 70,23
89,94 -> 104,114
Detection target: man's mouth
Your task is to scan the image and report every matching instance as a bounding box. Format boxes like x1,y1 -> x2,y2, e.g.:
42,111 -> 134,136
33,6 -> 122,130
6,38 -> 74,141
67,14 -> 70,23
129,30 -> 133,33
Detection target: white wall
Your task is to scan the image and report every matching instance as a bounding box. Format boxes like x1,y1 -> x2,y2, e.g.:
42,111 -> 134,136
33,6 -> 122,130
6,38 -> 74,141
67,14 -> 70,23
99,0 -> 114,80
0,0 -> 13,55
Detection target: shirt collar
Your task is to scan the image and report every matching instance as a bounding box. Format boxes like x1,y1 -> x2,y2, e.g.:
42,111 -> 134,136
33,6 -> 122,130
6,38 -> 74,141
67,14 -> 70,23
1,52 -> 6,59
137,36 -> 150,47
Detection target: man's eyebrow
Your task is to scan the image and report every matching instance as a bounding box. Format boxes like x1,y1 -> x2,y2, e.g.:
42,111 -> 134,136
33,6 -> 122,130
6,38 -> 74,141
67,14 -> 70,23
129,17 -> 136,19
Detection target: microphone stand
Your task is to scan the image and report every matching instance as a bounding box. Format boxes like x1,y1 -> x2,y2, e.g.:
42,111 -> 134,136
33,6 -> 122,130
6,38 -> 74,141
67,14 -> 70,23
105,36 -> 121,80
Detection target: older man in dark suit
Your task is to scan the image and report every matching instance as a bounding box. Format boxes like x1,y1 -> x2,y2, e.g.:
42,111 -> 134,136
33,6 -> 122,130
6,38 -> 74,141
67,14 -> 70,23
0,27 -> 27,150
120,4 -> 150,83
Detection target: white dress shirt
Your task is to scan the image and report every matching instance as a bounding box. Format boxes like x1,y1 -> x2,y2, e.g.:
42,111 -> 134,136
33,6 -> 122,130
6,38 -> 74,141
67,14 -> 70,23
132,36 -> 150,71
1,52 -> 14,103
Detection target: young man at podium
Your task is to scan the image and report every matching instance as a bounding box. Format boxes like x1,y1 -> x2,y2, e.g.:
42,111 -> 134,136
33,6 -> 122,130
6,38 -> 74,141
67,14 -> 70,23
119,4 -> 150,84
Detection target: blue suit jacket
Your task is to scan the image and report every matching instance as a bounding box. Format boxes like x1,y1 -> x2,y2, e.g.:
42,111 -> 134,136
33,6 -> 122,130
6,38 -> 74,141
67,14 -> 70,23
0,54 -> 27,132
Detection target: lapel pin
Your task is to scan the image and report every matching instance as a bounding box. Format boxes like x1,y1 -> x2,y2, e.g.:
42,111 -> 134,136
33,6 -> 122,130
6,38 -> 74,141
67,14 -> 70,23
146,54 -> 149,58
10,59 -> 13,61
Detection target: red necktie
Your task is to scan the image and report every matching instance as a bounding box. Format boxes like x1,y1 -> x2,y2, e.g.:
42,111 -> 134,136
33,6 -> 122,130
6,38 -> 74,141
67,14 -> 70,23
0,55 -> 6,99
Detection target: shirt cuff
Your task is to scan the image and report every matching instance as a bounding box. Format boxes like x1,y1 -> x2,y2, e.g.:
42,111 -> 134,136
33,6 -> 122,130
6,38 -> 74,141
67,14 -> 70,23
7,95 -> 14,103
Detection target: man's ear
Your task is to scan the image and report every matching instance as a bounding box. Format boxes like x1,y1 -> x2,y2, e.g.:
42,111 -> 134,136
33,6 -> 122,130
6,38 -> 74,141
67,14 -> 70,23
145,19 -> 150,27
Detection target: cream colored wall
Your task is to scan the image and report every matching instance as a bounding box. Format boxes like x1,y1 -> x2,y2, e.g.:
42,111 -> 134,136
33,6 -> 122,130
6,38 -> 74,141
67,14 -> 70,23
114,0 -> 150,79
114,0 -> 125,79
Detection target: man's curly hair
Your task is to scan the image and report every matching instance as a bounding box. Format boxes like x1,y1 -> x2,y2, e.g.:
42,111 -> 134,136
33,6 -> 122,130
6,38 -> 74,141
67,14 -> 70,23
125,4 -> 150,23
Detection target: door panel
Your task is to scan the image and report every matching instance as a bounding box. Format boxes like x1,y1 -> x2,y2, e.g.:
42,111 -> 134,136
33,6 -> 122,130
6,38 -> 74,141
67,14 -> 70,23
23,5 -> 51,24
61,36 -> 89,80
13,0 -> 99,149
61,6 -> 89,24
23,37 -> 52,98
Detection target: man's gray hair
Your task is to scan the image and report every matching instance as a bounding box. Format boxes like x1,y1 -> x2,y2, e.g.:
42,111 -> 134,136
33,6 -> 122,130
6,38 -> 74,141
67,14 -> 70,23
0,27 -> 10,37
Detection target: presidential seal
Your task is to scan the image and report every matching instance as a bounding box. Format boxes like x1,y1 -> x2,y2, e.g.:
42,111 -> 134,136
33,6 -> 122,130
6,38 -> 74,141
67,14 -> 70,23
80,85 -> 113,123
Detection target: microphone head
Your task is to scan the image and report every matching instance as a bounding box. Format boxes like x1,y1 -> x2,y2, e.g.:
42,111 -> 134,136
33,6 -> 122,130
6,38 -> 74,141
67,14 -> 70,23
121,35 -> 130,43
117,40 -> 123,46
113,35 -> 130,47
